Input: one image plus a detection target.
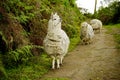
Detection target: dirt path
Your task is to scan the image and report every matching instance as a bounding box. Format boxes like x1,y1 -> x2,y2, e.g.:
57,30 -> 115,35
40,28 -> 120,80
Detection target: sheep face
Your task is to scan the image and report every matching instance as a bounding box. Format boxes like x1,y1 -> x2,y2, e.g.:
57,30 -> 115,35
81,22 -> 88,35
50,13 -> 62,28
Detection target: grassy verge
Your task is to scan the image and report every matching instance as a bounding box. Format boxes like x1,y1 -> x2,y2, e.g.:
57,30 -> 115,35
104,24 -> 120,48
3,36 -> 80,80
42,36 -> 80,80
69,36 -> 80,51
43,78 -> 69,80
3,53 -> 51,80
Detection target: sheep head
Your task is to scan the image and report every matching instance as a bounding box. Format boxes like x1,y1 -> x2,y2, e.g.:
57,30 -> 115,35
50,12 -> 62,29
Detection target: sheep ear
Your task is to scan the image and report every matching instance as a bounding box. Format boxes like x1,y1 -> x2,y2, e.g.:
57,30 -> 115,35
50,12 -> 53,19
55,12 -> 57,15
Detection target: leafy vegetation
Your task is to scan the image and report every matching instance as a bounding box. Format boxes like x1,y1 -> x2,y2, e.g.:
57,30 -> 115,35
0,0 -> 119,79
5,53 -> 51,80
44,78 -> 69,80
3,0 -> 35,24
0,0 -> 85,79
105,24 -> 120,48
0,54 -> 7,80
96,0 -> 120,24
95,0 -> 120,48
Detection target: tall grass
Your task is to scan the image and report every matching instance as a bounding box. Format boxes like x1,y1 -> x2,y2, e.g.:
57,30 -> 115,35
44,78 -> 69,80
104,24 -> 120,48
0,0 -> 84,79
2,53 -> 51,80
69,36 -> 80,51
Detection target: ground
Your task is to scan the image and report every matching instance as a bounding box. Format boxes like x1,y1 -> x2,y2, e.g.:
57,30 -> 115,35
40,28 -> 120,80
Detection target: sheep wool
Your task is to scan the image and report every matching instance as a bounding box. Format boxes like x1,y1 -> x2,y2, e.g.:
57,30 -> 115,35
43,12 -> 70,69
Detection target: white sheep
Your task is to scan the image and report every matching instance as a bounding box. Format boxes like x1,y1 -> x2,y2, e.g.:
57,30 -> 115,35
90,19 -> 102,33
80,22 -> 94,45
43,12 -> 70,69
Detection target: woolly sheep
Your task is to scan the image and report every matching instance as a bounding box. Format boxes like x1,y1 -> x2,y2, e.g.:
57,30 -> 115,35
43,12 -> 70,69
80,22 -> 94,45
90,19 -> 102,33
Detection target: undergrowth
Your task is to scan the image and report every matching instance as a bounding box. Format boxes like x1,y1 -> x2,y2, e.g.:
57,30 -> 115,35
69,36 -> 80,51
44,78 -> 69,80
4,53 -> 51,80
105,24 -> 120,48
0,0 -> 84,79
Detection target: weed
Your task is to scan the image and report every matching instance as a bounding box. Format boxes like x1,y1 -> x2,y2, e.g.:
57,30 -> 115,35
105,24 -> 120,49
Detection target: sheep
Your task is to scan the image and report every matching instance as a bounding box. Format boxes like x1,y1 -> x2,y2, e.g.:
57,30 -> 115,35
90,19 -> 102,33
80,22 -> 94,45
43,12 -> 70,69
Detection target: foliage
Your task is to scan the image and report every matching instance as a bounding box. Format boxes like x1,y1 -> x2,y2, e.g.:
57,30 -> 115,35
0,31 -> 8,54
105,24 -> 120,48
84,13 -> 94,19
0,0 -> 85,79
9,45 -> 32,61
44,78 -> 69,80
0,31 -> 7,44
0,54 -> 7,80
96,0 -> 120,24
69,36 -> 80,51
3,0 -> 35,24
3,45 -> 33,69
5,53 -> 51,80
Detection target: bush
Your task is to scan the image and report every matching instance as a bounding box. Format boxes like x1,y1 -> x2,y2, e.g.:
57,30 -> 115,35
0,54 -> 7,80
3,0 -> 35,24
96,1 -> 120,24
0,0 -> 85,79
105,24 -> 120,48
3,45 -> 33,69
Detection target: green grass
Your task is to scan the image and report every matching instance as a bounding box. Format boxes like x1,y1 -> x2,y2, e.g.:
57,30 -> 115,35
44,78 -> 70,80
4,53 -> 51,80
69,36 -> 80,51
1,36 -> 81,80
104,24 -> 120,48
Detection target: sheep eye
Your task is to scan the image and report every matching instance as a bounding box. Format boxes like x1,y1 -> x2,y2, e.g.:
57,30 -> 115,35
54,19 -> 56,20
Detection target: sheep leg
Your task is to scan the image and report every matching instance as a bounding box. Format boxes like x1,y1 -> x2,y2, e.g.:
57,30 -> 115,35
60,56 -> 64,65
57,58 -> 60,69
81,39 -> 85,45
51,56 -> 55,69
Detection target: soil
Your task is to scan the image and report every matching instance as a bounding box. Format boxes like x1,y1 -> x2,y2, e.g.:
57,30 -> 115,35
40,28 -> 120,80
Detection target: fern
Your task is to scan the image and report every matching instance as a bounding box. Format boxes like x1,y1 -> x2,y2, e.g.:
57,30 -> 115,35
3,0 -> 35,24
8,45 -> 43,62
0,31 -> 8,49
8,45 -> 33,62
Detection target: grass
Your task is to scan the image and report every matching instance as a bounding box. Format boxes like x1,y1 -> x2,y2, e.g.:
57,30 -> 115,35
104,23 -> 120,48
44,78 -> 70,80
3,36 -> 81,80
1,34 -> 81,80
4,53 -> 51,80
42,36 -> 80,80
69,36 -> 80,52
2,22 -> 120,80
0,35 -> 81,80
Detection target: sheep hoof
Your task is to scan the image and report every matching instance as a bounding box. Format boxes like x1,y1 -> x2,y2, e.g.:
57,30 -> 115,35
60,63 -> 63,65
57,67 -> 60,69
52,67 -> 55,70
